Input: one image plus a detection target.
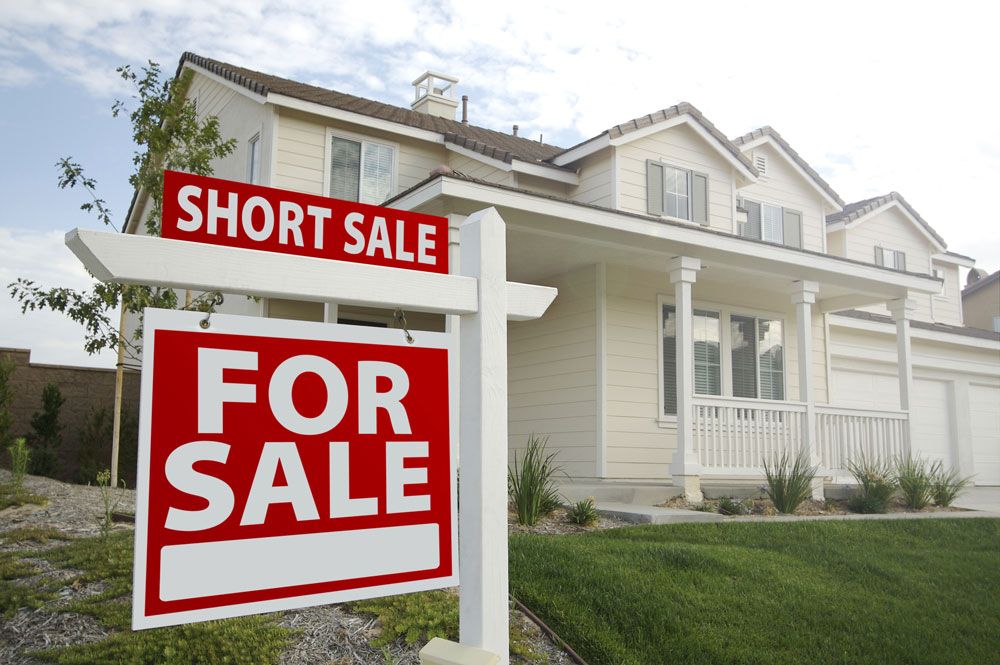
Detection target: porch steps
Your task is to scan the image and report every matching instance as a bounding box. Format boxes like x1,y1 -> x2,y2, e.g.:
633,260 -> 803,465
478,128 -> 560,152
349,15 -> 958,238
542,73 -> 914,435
595,501 -> 724,525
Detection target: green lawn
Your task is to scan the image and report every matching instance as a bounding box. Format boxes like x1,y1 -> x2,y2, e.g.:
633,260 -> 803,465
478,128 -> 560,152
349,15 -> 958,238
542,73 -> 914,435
509,518 -> 1000,665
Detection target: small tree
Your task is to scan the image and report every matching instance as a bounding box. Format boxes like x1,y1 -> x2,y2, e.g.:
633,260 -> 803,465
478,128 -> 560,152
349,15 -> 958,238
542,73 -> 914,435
0,354 -> 15,451
77,406 -> 114,484
27,383 -> 65,477
8,61 -> 236,486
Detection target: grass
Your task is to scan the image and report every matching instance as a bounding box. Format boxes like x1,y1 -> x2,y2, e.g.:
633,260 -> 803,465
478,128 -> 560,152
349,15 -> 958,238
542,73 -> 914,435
510,519 -> 1000,665
0,482 -> 47,510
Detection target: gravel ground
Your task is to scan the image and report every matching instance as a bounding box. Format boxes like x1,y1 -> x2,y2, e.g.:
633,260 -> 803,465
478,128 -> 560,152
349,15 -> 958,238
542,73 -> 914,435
0,471 -> 578,664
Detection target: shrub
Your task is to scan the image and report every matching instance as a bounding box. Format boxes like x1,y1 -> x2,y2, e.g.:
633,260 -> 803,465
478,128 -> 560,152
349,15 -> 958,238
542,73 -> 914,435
569,497 -> 599,526
930,462 -> 972,507
77,406 -> 114,484
0,354 -> 14,450
27,382 -> 64,477
508,434 -> 562,526
762,449 -> 817,514
895,454 -> 935,510
7,437 -> 29,494
717,495 -> 751,516
847,454 -> 896,513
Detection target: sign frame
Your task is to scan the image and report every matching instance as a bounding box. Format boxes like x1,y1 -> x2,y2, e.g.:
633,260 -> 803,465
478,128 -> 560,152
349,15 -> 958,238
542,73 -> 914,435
131,308 -> 459,630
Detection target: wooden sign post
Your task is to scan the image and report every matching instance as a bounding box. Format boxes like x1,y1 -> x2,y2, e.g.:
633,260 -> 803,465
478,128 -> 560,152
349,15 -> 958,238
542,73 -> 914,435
66,178 -> 556,664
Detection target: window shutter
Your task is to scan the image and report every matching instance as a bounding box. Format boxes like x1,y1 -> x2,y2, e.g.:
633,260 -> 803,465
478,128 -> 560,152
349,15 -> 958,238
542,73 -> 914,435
895,251 -> 906,272
742,200 -> 762,239
782,209 -> 802,248
692,172 -> 709,225
647,161 -> 665,216
730,315 -> 758,399
330,136 -> 361,202
662,304 -> 677,415
874,246 -> 885,266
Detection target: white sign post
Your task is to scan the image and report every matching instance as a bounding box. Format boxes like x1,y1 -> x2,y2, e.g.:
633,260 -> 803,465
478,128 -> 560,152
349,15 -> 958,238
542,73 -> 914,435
67,205 -> 554,665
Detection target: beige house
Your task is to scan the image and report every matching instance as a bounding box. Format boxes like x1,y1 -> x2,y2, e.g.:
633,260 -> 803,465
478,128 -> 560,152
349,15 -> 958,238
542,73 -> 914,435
125,53 -> 1000,499
963,271 -> 1000,333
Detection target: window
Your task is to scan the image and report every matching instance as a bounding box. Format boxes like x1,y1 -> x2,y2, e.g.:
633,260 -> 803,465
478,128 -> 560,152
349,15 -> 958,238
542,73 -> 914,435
247,134 -> 261,184
329,134 -> 395,204
660,300 -> 785,417
647,161 -> 709,224
933,268 -> 946,296
740,199 -> 802,248
875,247 -> 906,271
662,305 -> 722,415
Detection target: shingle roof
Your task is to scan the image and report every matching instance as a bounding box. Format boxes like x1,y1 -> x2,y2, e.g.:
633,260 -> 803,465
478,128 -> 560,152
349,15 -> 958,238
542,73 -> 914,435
179,52 -> 566,167
962,270 -> 999,298
554,102 -> 758,175
834,309 -> 1000,341
825,191 -> 947,249
732,126 -> 845,207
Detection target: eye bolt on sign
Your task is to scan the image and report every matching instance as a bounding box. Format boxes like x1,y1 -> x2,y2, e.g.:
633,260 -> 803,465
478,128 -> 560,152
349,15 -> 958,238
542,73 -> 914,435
132,309 -> 457,629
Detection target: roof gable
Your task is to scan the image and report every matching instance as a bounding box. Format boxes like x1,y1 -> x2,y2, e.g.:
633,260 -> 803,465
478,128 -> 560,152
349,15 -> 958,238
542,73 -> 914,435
732,126 -> 844,209
826,191 -> 947,251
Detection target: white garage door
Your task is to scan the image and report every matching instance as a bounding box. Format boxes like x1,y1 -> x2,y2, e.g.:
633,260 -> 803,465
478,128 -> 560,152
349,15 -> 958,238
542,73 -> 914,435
970,384 -> 1000,486
910,379 -> 953,468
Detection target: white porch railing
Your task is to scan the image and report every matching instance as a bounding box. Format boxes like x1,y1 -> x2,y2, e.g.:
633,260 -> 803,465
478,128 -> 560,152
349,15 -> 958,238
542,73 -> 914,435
693,396 -> 808,475
816,405 -> 910,479
692,396 -> 910,478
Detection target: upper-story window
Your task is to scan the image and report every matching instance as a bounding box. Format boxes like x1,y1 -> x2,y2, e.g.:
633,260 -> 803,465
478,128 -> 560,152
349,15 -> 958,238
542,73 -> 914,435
329,133 -> 395,204
875,247 -> 906,272
247,133 -> 261,184
647,161 -> 708,224
932,268 -> 946,296
739,198 -> 801,248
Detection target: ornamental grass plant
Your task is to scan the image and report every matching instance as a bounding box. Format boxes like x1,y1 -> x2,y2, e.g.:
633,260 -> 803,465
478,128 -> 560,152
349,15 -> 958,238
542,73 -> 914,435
762,449 -> 817,514
847,454 -> 896,513
930,462 -> 972,507
895,454 -> 935,510
508,434 -> 563,526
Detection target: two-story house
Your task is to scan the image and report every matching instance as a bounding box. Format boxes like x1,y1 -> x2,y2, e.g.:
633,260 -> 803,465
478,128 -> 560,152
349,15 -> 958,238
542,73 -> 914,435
125,53 -> 1000,500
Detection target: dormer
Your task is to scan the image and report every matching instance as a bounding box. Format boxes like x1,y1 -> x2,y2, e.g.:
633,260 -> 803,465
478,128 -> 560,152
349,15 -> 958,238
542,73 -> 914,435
411,71 -> 459,119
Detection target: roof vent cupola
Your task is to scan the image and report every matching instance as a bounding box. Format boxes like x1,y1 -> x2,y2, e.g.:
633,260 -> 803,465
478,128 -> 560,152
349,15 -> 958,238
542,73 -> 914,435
411,71 -> 459,119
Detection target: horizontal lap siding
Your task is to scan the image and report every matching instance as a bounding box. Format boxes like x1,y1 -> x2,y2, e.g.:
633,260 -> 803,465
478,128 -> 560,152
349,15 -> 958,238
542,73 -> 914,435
571,149 -> 614,207
847,207 -> 935,321
508,266 -> 598,478
616,124 -> 733,232
736,142 -> 826,253
190,74 -> 268,186
931,262 -> 963,326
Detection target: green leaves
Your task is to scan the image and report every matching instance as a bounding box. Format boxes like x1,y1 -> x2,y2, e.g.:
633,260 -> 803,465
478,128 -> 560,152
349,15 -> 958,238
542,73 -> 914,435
762,449 -> 817,514
509,433 -> 563,526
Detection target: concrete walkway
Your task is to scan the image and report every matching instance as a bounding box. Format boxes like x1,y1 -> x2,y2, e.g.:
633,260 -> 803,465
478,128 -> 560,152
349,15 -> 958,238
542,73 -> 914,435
596,486 -> 1000,525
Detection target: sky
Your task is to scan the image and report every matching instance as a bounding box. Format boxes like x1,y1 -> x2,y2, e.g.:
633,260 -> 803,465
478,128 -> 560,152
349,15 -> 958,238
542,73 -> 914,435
1,0 -> 998,368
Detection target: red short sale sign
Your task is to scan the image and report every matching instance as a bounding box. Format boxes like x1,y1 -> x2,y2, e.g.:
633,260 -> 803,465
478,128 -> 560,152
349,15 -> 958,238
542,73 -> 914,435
133,309 -> 457,629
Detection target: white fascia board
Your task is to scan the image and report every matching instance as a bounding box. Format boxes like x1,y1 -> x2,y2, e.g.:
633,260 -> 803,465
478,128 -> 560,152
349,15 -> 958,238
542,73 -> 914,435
846,200 -> 947,253
511,160 -> 578,185
825,220 -> 846,233
181,63 -> 268,104
267,92 -> 445,145
550,134 -> 611,166
435,176 -> 940,296
736,135 -> 841,210
933,252 -> 976,268
829,314 -> 1000,351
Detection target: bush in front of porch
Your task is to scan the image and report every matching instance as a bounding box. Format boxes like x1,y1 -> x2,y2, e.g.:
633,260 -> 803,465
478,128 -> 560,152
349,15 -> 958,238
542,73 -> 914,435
509,519 -> 1000,665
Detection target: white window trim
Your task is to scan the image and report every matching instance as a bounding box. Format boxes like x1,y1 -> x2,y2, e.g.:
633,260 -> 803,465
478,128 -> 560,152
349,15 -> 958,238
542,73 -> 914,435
323,127 -> 399,204
739,196 -> 803,247
656,294 -> 788,426
932,268 -> 948,299
876,245 -> 906,272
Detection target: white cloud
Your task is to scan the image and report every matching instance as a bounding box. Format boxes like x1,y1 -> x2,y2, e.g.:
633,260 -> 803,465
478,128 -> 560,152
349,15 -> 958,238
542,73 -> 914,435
0,0 -> 998,274
0,228 -> 118,368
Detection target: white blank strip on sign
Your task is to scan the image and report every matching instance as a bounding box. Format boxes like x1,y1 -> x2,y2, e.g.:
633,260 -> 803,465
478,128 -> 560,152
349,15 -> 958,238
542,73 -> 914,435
159,524 -> 440,601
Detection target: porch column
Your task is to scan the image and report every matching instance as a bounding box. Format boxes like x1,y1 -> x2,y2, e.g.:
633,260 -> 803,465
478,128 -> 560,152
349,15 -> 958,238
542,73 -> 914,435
668,256 -> 702,501
888,297 -> 917,448
791,280 -> 824,500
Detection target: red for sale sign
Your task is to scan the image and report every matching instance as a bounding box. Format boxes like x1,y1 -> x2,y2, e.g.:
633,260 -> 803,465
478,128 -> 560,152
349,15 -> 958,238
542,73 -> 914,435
160,170 -> 449,274
132,309 -> 457,629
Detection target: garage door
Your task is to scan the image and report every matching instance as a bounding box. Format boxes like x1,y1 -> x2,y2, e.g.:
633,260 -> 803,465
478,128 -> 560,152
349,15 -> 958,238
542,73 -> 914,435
970,384 -> 1000,486
910,379 -> 954,468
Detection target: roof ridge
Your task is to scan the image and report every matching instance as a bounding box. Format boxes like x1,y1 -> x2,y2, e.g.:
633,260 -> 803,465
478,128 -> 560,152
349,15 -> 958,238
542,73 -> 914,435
826,191 -> 947,249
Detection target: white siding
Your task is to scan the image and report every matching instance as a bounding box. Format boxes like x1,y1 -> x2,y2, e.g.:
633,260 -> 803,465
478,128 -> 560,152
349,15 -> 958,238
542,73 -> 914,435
736,142 -> 826,252
930,261 -> 963,326
571,148 -> 614,207
508,266 -> 598,479
616,123 -> 734,232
